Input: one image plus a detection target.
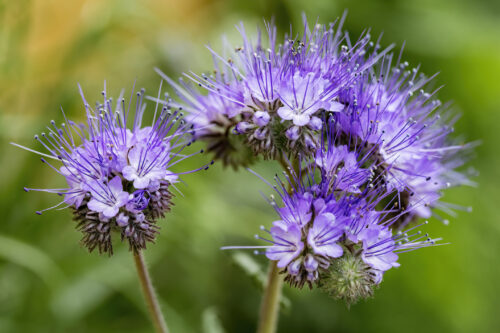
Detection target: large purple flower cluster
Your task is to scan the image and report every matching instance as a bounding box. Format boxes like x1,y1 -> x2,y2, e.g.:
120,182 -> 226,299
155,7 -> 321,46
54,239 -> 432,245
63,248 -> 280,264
200,17 -> 472,303
225,120 -> 440,303
16,13 -> 472,305
157,16 -> 389,167
18,86 -> 209,254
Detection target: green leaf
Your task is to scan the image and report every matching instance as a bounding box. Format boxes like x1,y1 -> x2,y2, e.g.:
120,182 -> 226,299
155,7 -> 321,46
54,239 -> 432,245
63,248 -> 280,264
0,234 -> 65,289
231,252 -> 291,311
201,307 -> 226,333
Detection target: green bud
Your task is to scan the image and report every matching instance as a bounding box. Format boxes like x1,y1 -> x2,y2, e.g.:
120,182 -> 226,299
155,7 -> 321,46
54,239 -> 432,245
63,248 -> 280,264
270,119 -> 289,153
205,128 -> 257,169
319,251 -> 377,306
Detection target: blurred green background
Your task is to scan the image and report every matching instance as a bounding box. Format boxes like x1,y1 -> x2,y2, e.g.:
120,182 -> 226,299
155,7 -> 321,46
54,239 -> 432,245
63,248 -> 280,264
1,0 -> 499,332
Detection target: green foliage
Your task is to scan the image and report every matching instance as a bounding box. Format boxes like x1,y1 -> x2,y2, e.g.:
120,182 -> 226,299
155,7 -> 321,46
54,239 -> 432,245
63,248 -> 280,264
232,252 -> 291,311
1,0 -> 499,332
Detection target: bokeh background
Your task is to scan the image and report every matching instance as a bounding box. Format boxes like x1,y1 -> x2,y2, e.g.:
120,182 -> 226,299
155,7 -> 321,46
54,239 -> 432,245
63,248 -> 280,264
1,0 -> 499,332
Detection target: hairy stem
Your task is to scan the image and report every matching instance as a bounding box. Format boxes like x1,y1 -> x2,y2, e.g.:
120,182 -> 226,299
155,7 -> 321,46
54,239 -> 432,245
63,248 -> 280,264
256,261 -> 283,333
133,251 -> 169,333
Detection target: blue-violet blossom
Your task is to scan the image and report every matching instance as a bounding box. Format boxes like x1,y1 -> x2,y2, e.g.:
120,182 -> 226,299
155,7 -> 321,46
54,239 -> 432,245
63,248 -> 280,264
16,85 -> 211,254
156,15 -> 391,167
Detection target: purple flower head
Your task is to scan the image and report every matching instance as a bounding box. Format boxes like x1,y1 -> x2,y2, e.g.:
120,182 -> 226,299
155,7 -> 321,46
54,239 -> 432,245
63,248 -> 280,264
222,115 -> 443,300
17,84 -> 212,254
217,15 -> 473,306
346,212 -> 438,284
314,117 -> 374,194
158,14 -> 392,165
334,53 -> 474,225
223,146 -> 377,289
261,190 -> 347,289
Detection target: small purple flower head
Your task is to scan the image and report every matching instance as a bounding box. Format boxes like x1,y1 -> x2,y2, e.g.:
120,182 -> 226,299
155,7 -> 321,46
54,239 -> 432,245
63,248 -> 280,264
156,76 -> 255,169
344,212 -> 436,285
334,53 -> 474,226
17,84 -> 211,254
257,172 -> 438,301
158,14 -> 391,167
314,118 -> 374,194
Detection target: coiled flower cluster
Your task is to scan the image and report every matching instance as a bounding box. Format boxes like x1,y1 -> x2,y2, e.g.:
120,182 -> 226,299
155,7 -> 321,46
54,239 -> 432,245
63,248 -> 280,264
225,120 -> 444,303
157,16 -> 390,167
19,86 -> 211,254
168,15 -> 472,304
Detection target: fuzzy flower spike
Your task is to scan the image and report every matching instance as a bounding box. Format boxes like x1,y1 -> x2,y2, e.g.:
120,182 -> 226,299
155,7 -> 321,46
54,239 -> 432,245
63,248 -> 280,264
15,83 -> 212,254
156,14 -> 393,168
223,119 -> 440,304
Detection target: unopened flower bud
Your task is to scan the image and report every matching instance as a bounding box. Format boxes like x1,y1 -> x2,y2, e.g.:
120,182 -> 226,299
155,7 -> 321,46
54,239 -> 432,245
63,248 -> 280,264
319,252 -> 376,306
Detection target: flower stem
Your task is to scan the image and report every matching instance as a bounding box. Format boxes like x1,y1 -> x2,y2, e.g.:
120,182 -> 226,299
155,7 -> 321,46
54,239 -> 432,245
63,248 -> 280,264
256,156 -> 298,333
133,251 -> 169,333
256,261 -> 283,333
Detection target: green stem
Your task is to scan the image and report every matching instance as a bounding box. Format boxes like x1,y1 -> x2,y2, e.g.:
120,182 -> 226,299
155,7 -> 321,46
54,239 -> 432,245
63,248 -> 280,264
133,251 -> 169,333
256,261 -> 283,333
256,156 -> 298,333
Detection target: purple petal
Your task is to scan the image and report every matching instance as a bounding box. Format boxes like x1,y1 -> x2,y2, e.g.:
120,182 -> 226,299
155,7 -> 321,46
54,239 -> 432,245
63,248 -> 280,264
87,198 -> 109,213
292,113 -> 310,126
102,206 -> 119,218
277,106 -> 294,121
363,256 -> 393,271
127,145 -> 142,167
316,244 -> 343,258
134,177 -> 150,189
122,165 -> 136,181
116,192 -> 131,207
108,176 -> 124,196
329,101 -> 345,112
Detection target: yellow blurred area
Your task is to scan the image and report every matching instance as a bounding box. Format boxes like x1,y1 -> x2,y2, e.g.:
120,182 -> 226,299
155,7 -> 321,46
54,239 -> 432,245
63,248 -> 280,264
0,0 -> 216,121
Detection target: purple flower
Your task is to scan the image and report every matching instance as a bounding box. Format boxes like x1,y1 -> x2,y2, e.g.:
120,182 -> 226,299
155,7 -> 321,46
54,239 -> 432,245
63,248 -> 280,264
17,84 -> 210,254
275,192 -> 313,228
266,223 -> 304,268
86,176 -> 130,218
334,56 -> 473,224
346,215 -> 436,284
276,72 -> 332,126
158,14 -> 391,163
122,142 -> 168,189
307,213 -> 344,258
261,192 -> 346,288
315,142 -> 371,194
222,116 -> 442,296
